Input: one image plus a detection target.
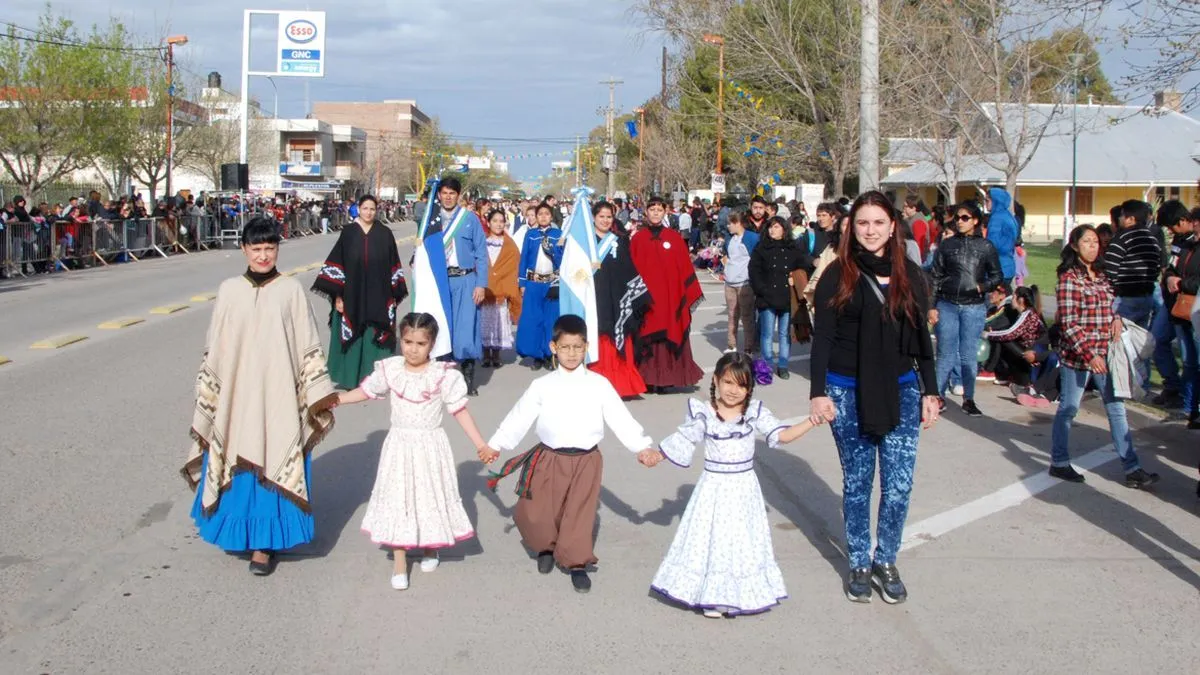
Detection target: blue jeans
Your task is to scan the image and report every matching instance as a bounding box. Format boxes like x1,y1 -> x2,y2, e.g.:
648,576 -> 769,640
1156,320 -> 1200,414
758,308 -> 791,369
934,301 -> 987,399
1150,301 -> 1181,393
1114,293 -> 1155,389
827,379 -> 921,569
1051,366 -> 1141,474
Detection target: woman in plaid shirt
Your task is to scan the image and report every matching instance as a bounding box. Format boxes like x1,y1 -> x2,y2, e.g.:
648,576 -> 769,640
1051,225 -> 1159,489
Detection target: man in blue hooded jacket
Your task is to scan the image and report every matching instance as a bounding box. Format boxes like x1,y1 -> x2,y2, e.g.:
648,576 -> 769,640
986,187 -> 1018,285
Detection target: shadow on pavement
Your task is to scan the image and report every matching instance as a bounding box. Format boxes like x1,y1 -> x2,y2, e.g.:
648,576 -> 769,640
755,441 -> 849,581
295,429 -> 387,558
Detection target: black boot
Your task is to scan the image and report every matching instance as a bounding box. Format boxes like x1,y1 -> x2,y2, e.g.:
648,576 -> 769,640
463,359 -> 479,396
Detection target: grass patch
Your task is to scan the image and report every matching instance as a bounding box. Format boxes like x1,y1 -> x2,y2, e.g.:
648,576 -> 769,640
1022,244 -> 1060,292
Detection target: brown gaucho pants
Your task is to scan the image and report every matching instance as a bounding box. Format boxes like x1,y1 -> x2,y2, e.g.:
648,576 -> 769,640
514,447 -> 603,569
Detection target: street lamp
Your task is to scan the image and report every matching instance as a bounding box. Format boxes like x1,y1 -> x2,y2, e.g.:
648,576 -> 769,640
164,34 -> 188,202
264,75 -> 279,119
1068,52 -> 1082,236
702,33 -> 725,177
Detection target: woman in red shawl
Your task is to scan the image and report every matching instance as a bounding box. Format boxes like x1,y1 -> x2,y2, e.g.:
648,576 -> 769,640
630,196 -> 704,393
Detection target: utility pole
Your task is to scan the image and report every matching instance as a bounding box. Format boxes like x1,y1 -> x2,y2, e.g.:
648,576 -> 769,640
575,135 -> 582,187
164,35 -> 188,202
375,132 -> 385,196
635,107 -> 646,197
600,77 -> 623,199
858,0 -> 880,193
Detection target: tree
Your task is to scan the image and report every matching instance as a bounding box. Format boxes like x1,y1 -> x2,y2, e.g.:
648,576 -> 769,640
180,119 -> 239,190
0,10 -> 142,197
1023,28 -> 1116,104
1107,0 -> 1200,111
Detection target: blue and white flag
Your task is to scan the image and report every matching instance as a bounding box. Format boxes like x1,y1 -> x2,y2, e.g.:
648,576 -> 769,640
558,186 -> 600,363
412,178 -> 454,358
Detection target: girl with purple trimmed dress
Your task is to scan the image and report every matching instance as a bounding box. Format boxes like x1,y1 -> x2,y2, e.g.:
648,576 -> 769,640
641,352 -> 814,618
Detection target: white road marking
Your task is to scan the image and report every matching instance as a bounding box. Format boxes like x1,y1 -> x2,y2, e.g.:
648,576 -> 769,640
899,444 -> 1117,551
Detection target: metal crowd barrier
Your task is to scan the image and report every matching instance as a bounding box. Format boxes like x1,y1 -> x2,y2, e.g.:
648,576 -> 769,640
0,221 -> 54,274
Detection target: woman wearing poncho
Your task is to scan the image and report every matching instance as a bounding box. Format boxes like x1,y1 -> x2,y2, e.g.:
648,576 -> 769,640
312,194 -> 409,389
182,217 -> 338,575
588,200 -> 650,398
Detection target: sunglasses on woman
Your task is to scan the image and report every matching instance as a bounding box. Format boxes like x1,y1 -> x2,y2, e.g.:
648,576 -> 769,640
956,214 -> 974,222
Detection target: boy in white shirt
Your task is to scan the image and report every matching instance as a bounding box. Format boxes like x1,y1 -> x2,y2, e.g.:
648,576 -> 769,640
480,314 -> 656,593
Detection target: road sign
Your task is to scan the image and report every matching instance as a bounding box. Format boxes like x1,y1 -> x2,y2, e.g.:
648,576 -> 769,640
276,11 -> 326,77
711,172 -> 726,194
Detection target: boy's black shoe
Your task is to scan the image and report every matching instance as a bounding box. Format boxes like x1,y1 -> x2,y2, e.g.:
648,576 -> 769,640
536,551 -> 555,574
776,367 -> 790,380
1124,468 -> 1160,490
570,569 -> 591,593
1049,465 -> 1086,483
962,399 -> 984,417
871,562 -> 908,604
845,567 -> 872,603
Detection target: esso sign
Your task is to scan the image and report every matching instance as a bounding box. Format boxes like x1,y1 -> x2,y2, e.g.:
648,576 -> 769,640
284,20 -> 317,44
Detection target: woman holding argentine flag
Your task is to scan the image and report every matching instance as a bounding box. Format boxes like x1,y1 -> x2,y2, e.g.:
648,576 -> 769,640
588,200 -> 650,398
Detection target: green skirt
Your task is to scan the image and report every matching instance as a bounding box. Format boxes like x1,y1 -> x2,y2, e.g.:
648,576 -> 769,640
327,310 -> 395,390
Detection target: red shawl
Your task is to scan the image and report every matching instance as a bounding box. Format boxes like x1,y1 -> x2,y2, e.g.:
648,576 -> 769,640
630,225 -> 703,348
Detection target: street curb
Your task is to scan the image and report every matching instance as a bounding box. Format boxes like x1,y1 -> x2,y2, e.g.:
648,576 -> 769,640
150,304 -> 190,315
30,335 -> 89,350
98,317 -> 146,330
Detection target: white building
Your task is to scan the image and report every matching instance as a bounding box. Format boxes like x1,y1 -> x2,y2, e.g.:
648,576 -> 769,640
252,118 -> 368,199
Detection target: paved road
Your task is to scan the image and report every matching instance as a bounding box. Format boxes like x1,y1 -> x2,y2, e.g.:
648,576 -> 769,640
1,224 -> 1197,674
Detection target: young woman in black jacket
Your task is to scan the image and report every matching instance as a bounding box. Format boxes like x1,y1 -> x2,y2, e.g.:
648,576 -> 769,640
928,201 -> 1003,417
749,217 -> 809,379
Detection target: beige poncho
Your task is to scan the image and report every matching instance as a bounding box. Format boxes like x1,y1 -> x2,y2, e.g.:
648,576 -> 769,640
182,272 -> 337,514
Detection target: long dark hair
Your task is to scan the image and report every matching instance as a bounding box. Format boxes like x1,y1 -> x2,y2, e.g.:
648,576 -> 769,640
1057,224 -> 1098,277
832,191 -> 921,326
399,311 -> 439,342
1013,285 -> 1044,324
710,351 -> 754,420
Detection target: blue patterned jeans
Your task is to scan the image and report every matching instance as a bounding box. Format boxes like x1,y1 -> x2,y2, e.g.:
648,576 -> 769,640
827,379 -> 921,569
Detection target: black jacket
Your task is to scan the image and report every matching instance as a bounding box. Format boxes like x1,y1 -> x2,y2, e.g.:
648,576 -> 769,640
1164,233 -> 1199,323
930,233 -> 1002,305
749,237 -> 808,311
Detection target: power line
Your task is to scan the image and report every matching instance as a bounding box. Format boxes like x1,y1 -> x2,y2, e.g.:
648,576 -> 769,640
1,22 -> 163,53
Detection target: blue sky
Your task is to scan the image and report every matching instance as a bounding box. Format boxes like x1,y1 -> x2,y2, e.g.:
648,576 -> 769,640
9,0 -> 664,180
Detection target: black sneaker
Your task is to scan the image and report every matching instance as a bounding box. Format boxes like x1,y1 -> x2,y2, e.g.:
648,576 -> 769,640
536,551 -> 555,575
870,562 -> 908,604
962,399 -> 984,417
1152,390 -> 1183,407
845,567 -> 872,603
570,569 -> 591,594
776,367 -> 790,380
1049,465 -> 1086,483
1124,468 -> 1160,490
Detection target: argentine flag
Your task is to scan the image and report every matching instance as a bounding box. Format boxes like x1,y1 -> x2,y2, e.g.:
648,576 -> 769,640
558,186 -> 600,363
411,178 -> 454,358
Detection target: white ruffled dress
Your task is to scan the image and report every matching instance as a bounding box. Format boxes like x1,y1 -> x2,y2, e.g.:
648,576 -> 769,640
650,398 -> 789,615
358,358 -> 475,549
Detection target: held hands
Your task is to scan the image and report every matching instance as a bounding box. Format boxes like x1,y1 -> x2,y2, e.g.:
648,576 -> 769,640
637,448 -> 664,467
809,396 -> 836,425
477,445 -> 500,464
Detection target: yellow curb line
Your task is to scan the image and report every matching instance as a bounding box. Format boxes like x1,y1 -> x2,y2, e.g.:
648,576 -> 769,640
190,293 -> 217,302
0,356 -> 11,366
306,262 -> 322,271
98,317 -> 146,330
283,270 -> 298,277
288,266 -> 309,275
30,335 -> 89,350
149,304 -> 190,315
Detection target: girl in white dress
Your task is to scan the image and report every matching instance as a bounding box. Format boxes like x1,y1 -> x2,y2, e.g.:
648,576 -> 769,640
337,312 -> 492,590
641,351 -> 814,617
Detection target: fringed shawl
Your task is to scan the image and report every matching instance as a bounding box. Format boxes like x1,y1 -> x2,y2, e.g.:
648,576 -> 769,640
484,234 -> 523,323
312,222 -> 408,351
182,274 -> 337,514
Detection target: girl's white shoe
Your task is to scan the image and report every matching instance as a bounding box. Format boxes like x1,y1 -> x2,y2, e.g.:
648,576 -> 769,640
703,609 -> 724,619
419,554 -> 440,573
390,574 -> 409,590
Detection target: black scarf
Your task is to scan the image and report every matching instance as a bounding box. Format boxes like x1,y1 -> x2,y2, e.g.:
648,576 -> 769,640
244,267 -> 280,287
312,222 -> 408,351
852,249 -> 926,438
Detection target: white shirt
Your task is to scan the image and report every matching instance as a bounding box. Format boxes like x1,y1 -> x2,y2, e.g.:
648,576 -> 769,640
678,211 -> 692,232
489,365 -> 652,453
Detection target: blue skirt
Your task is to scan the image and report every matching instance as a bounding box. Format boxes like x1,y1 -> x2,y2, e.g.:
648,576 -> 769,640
516,281 -> 558,359
190,452 -> 315,552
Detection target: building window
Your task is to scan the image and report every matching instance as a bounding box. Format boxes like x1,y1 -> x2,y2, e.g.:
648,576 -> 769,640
1075,186 -> 1094,214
